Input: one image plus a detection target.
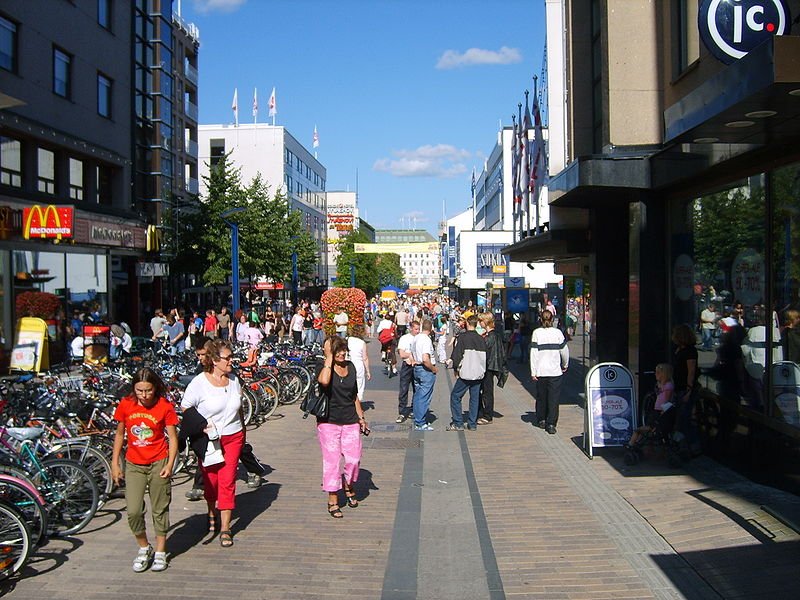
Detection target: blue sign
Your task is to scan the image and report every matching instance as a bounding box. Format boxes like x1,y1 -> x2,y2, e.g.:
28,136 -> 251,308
575,278 -> 583,297
506,289 -> 528,313
476,244 -> 508,279
448,226 -> 456,278
698,0 -> 791,64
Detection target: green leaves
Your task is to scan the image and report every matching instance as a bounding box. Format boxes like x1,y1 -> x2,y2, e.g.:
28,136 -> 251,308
174,152 -> 319,289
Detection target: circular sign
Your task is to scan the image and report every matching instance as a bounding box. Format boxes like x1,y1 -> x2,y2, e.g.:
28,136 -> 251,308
673,254 -> 694,302
731,248 -> 764,305
699,0 -> 791,64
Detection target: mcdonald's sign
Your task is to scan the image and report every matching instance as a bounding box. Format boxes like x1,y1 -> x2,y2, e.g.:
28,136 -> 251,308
22,205 -> 73,240
146,225 -> 161,252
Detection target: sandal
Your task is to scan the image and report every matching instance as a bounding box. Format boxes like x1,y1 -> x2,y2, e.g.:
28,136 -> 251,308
207,513 -> 217,533
345,490 -> 358,508
328,503 -> 344,518
220,530 -> 234,547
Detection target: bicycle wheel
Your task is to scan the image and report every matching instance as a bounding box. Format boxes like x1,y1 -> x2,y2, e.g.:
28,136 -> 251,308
0,501 -> 31,580
0,479 -> 47,546
255,381 -> 279,421
38,459 -> 99,537
46,444 -> 113,508
287,364 -> 312,398
241,386 -> 255,426
277,371 -> 303,405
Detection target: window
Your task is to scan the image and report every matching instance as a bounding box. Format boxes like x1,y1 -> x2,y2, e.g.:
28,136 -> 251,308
69,158 -> 83,200
0,15 -> 17,73
98,73 -> 112,118
0,136 -> 22,187
675,0 -> 700,75
98,0 -> 112,30
53,47 -> 71,98
97,165 -> 112,205
37,148 -> 55,194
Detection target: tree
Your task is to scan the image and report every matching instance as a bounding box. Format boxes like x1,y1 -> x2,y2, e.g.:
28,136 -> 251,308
335,230 -> 404,296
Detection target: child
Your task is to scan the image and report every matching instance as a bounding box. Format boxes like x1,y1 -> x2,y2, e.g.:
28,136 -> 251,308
112,368 -> 179,573
627,363 -> 675,447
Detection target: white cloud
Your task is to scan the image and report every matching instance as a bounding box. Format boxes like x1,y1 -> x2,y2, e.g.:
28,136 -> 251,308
402,211 -> 429,223
436,46 -> 522,69
373,145 -> 471,178
191,0 -> 246,13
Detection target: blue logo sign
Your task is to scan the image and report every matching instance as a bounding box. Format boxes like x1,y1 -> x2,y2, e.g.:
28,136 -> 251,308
699,0 -> 791,64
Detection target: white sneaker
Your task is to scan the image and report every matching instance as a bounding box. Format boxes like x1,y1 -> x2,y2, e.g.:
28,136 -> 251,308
132,545 -> 153,572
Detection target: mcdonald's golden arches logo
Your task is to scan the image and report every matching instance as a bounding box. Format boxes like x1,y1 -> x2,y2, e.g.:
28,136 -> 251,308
22,205 -> 74,240
146,225 -> 161,252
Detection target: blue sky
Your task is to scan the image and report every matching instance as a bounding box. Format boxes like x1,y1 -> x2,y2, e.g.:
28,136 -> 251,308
184,0 -> 546,234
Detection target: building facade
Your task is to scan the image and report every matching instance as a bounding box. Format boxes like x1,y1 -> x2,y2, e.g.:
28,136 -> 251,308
505,0 -> 800,491
325,191 -> 358,288
375,229 -> 441,289
197,123 -> 328,286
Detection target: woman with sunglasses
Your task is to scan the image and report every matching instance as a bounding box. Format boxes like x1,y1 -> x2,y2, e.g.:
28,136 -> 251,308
181,339 -> 244,548
317,336 -> 368,518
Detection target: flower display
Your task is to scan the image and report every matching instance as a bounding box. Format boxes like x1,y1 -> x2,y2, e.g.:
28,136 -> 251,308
15,291 -> 61,319
320,287 -> 367,337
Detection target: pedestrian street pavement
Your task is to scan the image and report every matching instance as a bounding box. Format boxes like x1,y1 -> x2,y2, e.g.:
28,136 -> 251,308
5,333 -> 800,599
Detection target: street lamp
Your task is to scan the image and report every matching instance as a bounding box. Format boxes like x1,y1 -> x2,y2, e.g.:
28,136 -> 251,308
350,262 -> 356,288
220,206 -> 246,316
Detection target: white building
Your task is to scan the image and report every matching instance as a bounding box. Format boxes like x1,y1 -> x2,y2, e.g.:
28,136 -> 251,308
375,230 -> 441,289
198,123 -> 328,283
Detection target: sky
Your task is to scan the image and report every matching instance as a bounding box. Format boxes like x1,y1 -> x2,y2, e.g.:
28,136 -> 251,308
181,0 -> 546,234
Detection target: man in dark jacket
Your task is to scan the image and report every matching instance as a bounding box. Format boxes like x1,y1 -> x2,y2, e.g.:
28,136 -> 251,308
478,313 -> 507,424
447,315 -> 487,431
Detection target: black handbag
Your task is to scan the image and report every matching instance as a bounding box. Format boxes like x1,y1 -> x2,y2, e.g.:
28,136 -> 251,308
300,382 -> 328,419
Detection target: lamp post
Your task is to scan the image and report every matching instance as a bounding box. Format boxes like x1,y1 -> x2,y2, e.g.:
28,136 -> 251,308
349,262 -> 356,288
221,206 -> 246,316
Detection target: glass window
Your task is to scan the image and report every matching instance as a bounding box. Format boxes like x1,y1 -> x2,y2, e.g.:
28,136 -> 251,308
770,165 -> 800,428
98,73 -> 112,118
67,253 -> 108,317
675,0 -> 700,74
98,0 -> 112,30
671,175 -> 769,414
97,164 -> 112,205
37,148 -> 55,194
0,15 -> 17,73
69,158 -> 83,200
53,47 -> 71,98
0,136 -> 22,187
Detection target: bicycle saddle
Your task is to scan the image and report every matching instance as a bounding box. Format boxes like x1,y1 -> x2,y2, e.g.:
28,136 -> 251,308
5,427 -> 45,441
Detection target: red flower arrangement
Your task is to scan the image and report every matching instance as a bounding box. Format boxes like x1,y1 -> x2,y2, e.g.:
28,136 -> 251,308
16,291 -> 61,319
320,288 -> 367,337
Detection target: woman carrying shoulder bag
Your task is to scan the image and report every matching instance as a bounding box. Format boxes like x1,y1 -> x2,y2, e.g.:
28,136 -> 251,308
316,336 -> 369,518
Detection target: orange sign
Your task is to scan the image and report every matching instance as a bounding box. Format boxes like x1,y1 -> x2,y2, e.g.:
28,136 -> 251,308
22,205 -> 74,240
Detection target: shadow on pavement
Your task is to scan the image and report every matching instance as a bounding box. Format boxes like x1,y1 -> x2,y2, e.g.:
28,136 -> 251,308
650,540 -> 800,599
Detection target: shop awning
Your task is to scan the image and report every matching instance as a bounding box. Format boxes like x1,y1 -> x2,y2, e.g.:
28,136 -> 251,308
547,152 -> 652,208
664,35 -> 800,145
501,228 -> 590,263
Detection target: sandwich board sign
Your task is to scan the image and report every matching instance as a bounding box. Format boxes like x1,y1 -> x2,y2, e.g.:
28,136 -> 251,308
772,361 -> 800,427
584,362 -> 637,458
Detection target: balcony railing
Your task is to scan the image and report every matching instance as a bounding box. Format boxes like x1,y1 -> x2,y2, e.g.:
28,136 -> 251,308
185,139 -> 198,158
185,62 -> 198,86
184,100 -> 198,122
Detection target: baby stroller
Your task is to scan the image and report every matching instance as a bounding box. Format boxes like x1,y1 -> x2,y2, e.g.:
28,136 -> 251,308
623,389 -> 682,467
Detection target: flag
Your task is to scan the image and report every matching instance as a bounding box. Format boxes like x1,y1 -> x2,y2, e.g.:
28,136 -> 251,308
252,88 -> 258,119
521,96 -> 533,215
313,125 -> 319,148
530,91 -> 546,208
510,119 -> 520,213
470,167 -> 476,197
268,87 -> 277,118
231,88 -> 238,126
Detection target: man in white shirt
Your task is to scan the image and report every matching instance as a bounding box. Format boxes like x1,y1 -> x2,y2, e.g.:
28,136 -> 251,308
411,319 -> 438,431
396,320 -> 420,422
395,308 -> 409,336
700,303 -> 717,350
333,306 -> 349,338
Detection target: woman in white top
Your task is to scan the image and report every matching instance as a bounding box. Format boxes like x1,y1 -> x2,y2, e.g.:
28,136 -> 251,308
347,332 -> 371,402
181,339 -> 243,548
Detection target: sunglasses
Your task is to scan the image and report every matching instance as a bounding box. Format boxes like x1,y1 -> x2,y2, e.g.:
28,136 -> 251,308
217,355 -> 233,362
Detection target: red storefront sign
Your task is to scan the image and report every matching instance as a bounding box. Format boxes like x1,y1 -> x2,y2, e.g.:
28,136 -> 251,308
22,205 -> 74,240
